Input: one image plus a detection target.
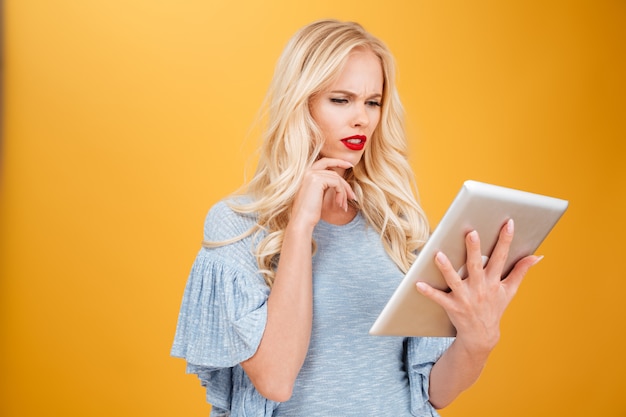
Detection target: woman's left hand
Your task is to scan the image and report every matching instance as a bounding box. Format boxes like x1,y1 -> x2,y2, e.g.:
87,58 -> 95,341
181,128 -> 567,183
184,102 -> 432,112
416,219 -> 542,354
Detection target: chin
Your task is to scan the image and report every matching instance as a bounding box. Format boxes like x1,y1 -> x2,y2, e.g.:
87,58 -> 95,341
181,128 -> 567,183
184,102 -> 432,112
318,149 -> 365,167
348,153 -> 365,166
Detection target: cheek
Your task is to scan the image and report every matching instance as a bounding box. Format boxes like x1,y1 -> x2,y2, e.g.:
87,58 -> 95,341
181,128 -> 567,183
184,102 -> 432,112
309,99 -> 327,130
316,109 -> 340,135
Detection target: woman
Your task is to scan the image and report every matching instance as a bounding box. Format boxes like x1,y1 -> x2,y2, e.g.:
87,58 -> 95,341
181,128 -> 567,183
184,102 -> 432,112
171,19 -> 541,416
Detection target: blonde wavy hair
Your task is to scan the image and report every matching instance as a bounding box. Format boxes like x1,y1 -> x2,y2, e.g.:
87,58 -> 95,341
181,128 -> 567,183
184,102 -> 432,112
205,19 -> 430,287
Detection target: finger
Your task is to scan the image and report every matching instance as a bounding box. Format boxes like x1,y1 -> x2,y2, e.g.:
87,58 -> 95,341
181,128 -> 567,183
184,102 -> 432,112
415,281 -> 454,311
434,251 -> 466,294
324,171 -> 356,205
485,219 -> 515,278
312,157 -> 354,171
333,179 -> 349,211
343,178 -> 357,202
464,230 -> 485,280
501,255 -> 543,298
323,172 -> 354,211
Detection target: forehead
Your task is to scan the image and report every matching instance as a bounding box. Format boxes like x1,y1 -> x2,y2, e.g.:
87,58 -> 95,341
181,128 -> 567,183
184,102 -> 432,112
326,48 -> 384,94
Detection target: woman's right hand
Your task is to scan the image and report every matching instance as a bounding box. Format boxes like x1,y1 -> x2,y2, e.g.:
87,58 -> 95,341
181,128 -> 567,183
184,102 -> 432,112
290,157 -> 357,230
242,157 -> 356,402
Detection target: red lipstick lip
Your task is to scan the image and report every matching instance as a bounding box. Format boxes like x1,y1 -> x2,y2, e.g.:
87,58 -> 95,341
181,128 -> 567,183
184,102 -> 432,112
341,135 -> 367,151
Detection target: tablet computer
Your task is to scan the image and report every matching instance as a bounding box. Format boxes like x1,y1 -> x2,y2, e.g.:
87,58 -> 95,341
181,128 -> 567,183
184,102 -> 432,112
369,180 -> 568,337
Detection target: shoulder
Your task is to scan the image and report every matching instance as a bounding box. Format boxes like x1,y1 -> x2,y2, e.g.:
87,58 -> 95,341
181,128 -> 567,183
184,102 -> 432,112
203,196 -> 258,242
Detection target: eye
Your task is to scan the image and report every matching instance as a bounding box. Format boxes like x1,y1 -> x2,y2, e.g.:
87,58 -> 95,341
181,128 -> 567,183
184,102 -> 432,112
366,100 -> 382,107
330,98 -> 349,104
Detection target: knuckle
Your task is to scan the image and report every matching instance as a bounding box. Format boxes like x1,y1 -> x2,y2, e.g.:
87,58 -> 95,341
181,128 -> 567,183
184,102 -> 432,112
466,258 -> 482,270
448,280 -> 463,292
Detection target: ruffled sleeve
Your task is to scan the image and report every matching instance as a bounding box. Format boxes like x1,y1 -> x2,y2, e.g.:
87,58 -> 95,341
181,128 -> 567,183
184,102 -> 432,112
406,336 -> 455,416
171,249 -> 269,367
171,201 -> 274,413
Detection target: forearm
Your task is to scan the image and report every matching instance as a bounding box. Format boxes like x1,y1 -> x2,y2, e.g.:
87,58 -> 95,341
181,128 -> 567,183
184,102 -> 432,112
428,336 -> 495,409
241,220 -> 314,401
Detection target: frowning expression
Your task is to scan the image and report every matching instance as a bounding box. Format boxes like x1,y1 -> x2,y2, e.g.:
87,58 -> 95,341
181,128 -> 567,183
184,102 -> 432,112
310,48 -> 384,172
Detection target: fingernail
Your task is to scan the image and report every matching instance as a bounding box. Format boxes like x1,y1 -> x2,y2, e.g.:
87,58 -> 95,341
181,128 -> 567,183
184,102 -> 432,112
416,282 -> 428,292
532,255 -> 544,266
507,219 -> 514,234
435,251 -> 446,265
469,230 -> 478,243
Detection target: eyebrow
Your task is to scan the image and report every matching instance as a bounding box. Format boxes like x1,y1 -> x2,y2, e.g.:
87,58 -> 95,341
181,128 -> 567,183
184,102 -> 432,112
329,90 -> 383,99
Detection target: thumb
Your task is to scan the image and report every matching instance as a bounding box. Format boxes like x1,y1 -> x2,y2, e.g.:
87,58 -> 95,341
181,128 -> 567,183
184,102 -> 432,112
502,255 -> 543,297
416,281 -> 451,310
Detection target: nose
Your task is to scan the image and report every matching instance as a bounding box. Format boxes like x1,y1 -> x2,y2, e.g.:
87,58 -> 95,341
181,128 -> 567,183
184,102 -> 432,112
351,103 -> 370,129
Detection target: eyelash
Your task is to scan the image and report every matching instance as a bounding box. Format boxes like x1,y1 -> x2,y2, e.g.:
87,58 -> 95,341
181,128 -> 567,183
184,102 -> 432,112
330,98 -> 382,107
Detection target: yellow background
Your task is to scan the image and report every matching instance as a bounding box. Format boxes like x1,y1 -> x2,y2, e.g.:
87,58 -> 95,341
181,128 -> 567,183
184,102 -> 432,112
2,1 -> 625,416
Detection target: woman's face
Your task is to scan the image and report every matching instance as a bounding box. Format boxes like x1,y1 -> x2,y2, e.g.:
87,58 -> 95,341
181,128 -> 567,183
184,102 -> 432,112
310,48 -> 383,172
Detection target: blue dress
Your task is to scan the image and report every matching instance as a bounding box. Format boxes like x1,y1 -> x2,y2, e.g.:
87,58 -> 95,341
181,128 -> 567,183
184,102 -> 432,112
171,200 -> 454,416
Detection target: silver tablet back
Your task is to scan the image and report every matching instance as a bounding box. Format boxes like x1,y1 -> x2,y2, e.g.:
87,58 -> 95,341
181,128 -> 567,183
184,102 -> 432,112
369,180 -> 568,337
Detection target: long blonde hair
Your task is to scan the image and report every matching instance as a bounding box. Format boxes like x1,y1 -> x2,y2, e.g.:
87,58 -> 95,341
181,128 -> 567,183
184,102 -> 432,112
206,19 -> 429,287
